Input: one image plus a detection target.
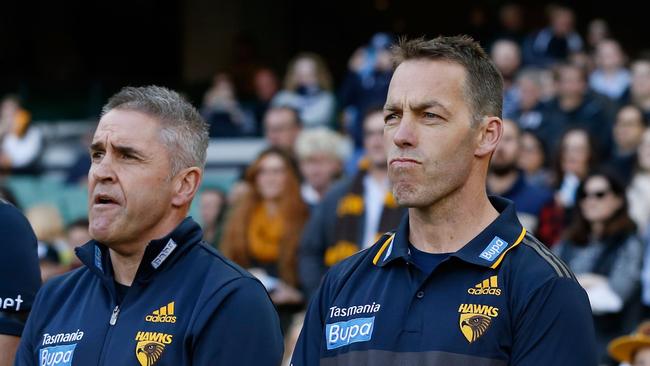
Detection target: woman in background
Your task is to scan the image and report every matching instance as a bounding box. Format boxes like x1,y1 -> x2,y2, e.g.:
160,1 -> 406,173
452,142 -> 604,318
555,170 -> 643,363
221,147 -> 309,330
271,53 -> 336,128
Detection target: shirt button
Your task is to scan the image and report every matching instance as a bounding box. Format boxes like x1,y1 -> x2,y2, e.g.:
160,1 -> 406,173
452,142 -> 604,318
416,291 -> 425,299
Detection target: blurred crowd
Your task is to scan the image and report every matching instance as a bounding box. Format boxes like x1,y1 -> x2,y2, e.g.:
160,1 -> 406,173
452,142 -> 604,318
2,3 -> 650,365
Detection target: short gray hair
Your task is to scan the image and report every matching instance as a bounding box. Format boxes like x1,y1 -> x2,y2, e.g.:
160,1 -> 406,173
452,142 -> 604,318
101,85 -> 209,175
391,36 -> 503,125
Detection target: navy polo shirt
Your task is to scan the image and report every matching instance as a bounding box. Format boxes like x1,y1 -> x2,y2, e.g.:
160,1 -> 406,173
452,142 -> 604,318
292,196 -> 596,366
0,202 -> 41,336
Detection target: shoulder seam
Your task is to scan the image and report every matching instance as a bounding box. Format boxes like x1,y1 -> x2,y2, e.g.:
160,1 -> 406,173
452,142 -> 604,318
522,234 -> 576,280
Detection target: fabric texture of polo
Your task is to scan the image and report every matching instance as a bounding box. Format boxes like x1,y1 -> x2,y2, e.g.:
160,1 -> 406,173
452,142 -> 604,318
291,196 -> 597,366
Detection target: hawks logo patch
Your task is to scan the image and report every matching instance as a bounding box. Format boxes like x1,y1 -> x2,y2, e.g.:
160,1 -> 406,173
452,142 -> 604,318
134,331 -> 172,366
458,303 -> 499,343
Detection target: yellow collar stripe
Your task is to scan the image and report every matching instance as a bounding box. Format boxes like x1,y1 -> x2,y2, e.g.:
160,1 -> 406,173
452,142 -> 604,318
490,227 -> 527,269
373,234 -> 395,265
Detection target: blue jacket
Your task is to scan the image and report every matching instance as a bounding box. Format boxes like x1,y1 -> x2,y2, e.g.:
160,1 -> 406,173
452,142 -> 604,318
292,197 -> 597,366
0,202 -> 40,337
16,217 -> 283,366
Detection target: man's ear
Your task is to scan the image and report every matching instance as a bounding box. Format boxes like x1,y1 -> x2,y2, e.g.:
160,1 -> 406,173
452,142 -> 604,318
171,167 -> 202,208
474,116 -> 503,158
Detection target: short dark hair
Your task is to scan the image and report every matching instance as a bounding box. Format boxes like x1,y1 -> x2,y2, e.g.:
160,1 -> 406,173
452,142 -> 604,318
391,35 -> 504,124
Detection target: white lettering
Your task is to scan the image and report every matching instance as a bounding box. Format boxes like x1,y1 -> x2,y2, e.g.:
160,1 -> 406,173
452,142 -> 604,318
328,302 -> 382,319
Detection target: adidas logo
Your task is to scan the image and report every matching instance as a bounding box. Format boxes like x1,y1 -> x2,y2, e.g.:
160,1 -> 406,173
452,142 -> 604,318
467,276 -> 501,296
145,302 -> 177,323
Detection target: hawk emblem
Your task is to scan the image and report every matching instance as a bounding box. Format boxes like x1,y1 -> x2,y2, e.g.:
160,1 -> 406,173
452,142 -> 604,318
136,341 -> 166,366
459,313 -> 492,343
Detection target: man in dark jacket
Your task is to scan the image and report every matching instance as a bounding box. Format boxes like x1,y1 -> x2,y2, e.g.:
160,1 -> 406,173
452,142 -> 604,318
15,86 -> 283,366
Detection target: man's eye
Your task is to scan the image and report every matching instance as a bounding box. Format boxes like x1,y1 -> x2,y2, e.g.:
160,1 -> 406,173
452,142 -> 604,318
384,114 -> 399,123
424,112 -> 439,119
91,151 -> 104,160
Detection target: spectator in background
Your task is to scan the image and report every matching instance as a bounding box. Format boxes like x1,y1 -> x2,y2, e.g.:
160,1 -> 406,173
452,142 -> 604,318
543,127 -> 599,246
0,96 -> 42,175
510,68 -> 563,153
590,39 -> 631,104
491,3 -> 526,46
64,218 -> 90,271
220,147 -> 309,330
608,105 -> 647,183
249,67 -> 280,131
553,127 -> 598,210
298,110 -> 405,299
629,128 -> 650,237
518,130 -> 552,188
586,19 -> 611,51
272,53 -> 336,128
0,201 -> 40,366
294,127 -> 351,207
264,106 -> 302,152
200,187 -> 227,248
201,73 -> 255,137
630,59 -> 650,122
608,321 -> 650,366
555,170 -> 643,363
488,119 -> 553,234
339,33 -> 394,149
522,4 -> 583,67
25,205 -> 67,282
491,39 -> 522,118
547,63 -> 614,157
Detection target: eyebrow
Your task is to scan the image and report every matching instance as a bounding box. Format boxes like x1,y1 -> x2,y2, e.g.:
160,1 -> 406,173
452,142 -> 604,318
384,100 -> 451,116
89,141 -> 145,158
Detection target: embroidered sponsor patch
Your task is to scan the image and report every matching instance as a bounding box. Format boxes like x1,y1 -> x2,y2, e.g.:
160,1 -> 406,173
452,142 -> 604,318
39,344 -> 77,366
325,316 -> 375,350
94,245 -> 103,272
151,239 -> 177,269
479,236 -> 508,262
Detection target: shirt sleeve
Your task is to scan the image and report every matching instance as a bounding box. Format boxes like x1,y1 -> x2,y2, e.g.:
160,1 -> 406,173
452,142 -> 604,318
191,277 -> 284,366
511,277 -> 598,366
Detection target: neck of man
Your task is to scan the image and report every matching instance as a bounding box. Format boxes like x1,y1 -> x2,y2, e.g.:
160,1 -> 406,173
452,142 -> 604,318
408,175 -> 499,254
109,210 -> 186,286
487,168 -> 520,195
110,247 -> 147,287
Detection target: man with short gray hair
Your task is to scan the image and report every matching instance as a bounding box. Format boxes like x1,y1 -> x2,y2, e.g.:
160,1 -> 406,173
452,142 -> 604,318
16,86 -> 284,366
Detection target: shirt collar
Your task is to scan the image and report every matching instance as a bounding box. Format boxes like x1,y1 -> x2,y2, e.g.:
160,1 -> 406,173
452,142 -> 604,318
374,196 -> 526,269
76,217 -> 204,282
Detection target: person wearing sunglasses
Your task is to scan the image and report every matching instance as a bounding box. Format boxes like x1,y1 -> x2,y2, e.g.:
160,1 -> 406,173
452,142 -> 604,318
555,169 -> 644,364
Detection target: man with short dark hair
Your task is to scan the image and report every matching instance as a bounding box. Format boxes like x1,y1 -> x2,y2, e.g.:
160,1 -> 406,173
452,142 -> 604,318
292,36 -> 595,366
16,86 -> 283,365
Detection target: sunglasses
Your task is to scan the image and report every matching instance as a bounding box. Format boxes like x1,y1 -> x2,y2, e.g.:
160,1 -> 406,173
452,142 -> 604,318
580,189 -> 611,200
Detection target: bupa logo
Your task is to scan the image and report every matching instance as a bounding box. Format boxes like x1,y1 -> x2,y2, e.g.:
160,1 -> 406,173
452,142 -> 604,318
39,344 -> 76,366
479,236 -> 508,262
325,317 -> 375,350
